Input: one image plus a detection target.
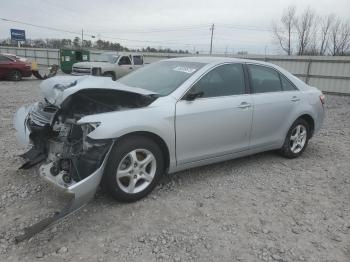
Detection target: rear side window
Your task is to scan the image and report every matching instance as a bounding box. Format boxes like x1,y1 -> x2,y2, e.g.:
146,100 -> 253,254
248,64 -> 282,93
119,56 -> 131,65
191,63 -> 245,98
280,74 -> 297,91
133,55 -> 143,65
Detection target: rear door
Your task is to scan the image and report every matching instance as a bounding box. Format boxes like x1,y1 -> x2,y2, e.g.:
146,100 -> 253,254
117,56 -> 133,77
246,63 -> 301,148
175,63 -> 253,164
132,55 -> 144,70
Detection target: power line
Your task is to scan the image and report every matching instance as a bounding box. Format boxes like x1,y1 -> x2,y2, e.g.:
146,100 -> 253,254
95,25 -> 209,34
0,17 -> 83,36
40,0 -> 209,34
0,17 -> 207,46
95,35 -> 195,46
1,17 -> 275,51
217,23 -> 273,32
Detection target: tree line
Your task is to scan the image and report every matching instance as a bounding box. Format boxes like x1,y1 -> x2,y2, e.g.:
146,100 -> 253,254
272,6 -> 350,56
0,37 -> 189,54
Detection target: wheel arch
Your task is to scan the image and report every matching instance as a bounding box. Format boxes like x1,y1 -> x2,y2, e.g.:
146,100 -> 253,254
117,131 -> 170,172
7,69 -> 22,80
15,68 -> 24,74
297,114 -> 315,138
103,71 -> 116,80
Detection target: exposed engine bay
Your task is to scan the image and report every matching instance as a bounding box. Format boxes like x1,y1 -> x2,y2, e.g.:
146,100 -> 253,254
21,89 -> 154,186
21,88 -> 156,187
13,76 -> 157,241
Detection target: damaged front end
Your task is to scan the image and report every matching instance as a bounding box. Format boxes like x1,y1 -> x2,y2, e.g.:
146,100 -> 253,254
13,76 -> 157,241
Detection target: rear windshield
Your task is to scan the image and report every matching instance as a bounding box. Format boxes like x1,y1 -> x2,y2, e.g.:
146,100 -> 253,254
97,54 -> 119,63
118,61 -> 206,96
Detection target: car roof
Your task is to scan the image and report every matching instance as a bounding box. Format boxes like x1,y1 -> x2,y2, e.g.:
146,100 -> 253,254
163,56 -> 268,65
163,56 -> 309,90
0,53 -> 13,57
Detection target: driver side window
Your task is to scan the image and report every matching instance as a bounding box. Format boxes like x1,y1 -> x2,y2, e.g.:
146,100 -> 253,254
119,56 -> 131,65
189,63 -> 245,98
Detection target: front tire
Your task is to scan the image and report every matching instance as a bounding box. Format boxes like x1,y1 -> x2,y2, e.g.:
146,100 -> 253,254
103,72 -> 116,81
8,70 -> 22,81
280,118 -> 309,158
102,135 -> 165,202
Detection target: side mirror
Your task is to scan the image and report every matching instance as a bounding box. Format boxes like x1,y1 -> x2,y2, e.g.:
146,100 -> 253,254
184,90 -> 204,101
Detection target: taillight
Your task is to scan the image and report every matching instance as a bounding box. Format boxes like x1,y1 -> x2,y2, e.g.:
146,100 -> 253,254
319,94 -> 325,105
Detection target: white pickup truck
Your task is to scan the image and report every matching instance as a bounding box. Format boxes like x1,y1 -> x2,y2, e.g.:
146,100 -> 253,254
71,53 -> 144,80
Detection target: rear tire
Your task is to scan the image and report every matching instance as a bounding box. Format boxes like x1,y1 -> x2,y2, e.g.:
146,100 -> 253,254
280,118 -> 310,158
8,70 -> 22,81
102,135 -> 165,202
103,72 -> 116,81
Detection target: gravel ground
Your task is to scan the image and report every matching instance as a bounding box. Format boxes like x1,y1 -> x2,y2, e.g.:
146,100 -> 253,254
0,77 -> 349,262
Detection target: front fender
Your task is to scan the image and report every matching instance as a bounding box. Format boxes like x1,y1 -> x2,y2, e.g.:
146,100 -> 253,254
77,104 -> 176,167
101,66 -> 116,74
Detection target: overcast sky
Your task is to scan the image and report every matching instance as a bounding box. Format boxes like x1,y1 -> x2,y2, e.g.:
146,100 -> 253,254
1,0 -> 349,54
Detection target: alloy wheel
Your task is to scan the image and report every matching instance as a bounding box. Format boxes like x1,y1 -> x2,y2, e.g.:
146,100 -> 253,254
116,149 -> 156,194
12,71 -> 21,81
289,124 -> 307,154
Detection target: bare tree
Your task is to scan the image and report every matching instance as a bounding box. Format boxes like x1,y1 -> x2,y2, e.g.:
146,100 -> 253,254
304,15 -> 321,55
339,21 -> 350,55
330,19 -> 341,55
273,7 -> 350,56
330,19 -> 350,55
318,14 -> 335,55
295,7 -> 317,55
272,6 -> 296,55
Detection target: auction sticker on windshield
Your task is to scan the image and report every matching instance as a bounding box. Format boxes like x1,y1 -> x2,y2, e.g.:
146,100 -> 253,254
173,66 -> 197,74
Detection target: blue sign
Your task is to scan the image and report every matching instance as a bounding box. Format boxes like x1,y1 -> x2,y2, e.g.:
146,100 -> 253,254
10,29 -> 26,41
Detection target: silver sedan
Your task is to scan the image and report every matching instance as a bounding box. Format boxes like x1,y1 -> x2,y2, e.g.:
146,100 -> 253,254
14,57 -> 325,226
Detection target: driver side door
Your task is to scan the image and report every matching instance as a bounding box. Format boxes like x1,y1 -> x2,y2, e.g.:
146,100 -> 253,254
175,63 -> 253,165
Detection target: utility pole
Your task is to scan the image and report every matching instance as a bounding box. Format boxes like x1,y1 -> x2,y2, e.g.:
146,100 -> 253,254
81,28 -> 84,49
209,23 -> 214,55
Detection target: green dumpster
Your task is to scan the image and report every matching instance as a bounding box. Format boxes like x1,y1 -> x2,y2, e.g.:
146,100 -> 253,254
60,49 -> 90,74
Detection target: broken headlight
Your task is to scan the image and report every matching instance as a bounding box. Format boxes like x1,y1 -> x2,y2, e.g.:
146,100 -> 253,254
80,122 -> 101,151
80,122 -> 100,135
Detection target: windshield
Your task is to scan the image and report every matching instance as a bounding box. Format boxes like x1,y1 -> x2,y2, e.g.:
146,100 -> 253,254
118,61 -> 206,96
96,54 -> 119,63
2,54 -> 16,61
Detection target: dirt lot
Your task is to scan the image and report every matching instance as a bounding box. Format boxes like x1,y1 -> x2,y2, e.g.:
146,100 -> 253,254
0,77 -> 349,262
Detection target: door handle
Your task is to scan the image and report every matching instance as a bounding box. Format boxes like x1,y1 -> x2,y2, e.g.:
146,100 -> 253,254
129,67 -> 133,70
291,96 -> 300,102
237,102 -> 251,109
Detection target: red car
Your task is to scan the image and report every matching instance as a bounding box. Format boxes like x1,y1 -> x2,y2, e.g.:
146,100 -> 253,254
0,54 -> 32,81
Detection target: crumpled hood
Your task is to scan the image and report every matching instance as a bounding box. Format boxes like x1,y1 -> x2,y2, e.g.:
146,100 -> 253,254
40,75 -> 157,106
73,61 -> 113,68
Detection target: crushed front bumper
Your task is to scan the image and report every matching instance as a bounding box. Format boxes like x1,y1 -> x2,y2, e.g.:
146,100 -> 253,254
14,105 -> 32,148
13,105 -> 114,241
